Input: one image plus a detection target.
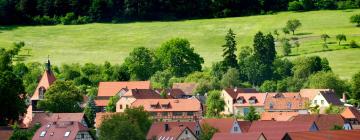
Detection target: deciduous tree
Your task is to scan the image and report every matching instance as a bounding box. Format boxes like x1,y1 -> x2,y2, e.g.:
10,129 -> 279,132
286,19 -> 302,35
336,34 -> 346,45
124,47 -> 157,80
205,90 -> 225,118
243,106 -> 260,122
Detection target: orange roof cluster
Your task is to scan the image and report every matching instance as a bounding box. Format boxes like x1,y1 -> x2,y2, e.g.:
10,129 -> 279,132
234,93 -> 267,107
97,81 -> 151,97
261,112 -> 300,121
200,118 -> 236,133
131,99 -> 201,112
22,112 -> 85,128
284,129 -> 360,140
299,89 -> 331,100
212,132 -> 265,140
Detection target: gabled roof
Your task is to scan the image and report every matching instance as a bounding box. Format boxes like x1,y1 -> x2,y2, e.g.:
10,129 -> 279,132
154,88 -> 186,99
146,122 -> 196,140
26,113 -> 85,128
341,107 -> 360,122
264,96 -> 308,110
248,121 -> 316,140
234,93 -> 267,107
223,88 -> 258,99
319,91 -> 343,105
199,118 -> 236,133
237,121 -> 252,132
266,92 -> 300,98
299,89 -> 331,100
290,114 -> 345,130
97,81 -> 151,97
172,83 -> 198,95
94,99 -> 109,107
32,121 -> 90,140
31,70 -> 56,100
131,99 -> 201,112
284,129 -> 360,140
212,132 -> 265,140
123,89 -> 162,99
261,112 -> 300,121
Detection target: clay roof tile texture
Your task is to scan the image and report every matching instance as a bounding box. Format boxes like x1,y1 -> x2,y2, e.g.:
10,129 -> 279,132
284,129 -> 360,140
97,81 -> 151,97
290,114 -> 345,130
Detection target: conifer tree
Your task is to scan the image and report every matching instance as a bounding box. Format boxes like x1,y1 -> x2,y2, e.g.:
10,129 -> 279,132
222,29 -> 238,68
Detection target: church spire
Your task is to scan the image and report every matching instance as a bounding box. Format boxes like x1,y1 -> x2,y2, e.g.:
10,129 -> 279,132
45,55 -> 51,72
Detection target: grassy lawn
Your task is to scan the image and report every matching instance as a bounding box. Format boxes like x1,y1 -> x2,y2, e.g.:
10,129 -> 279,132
0,9 -> 360,78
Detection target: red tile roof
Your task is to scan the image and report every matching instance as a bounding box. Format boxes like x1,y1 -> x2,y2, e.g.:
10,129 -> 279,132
237,121 -> 252,132
260,112 -> 299,121
199,118 -> 236,133
299,89 -> 331,100
223,88 -> 258,99
97,81 -> 151,97
146,122 -> 196,140
234,93 -> 267,107
212,132 -> 265,140
31,71 -> 56,100
32,121 -> 90,140
284,129 -> 360,140
264,96 -> 308,110
94,99 -> 109,107
341,107 -> 360,122
290,114 -> 345,130
131,99 -> 202,112
172,83 -> 198,95
248,121 -> 316,140
123,89 -> 162,99
154,88 -> 186,98
24,113 -> 85,128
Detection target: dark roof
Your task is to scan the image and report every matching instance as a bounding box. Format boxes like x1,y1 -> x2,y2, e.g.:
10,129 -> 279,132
224,88 -> 258,99
154,88 -> 186,98
290,114 -> 345,130
248,121 -> 316,140
212,132 -> 265,140
320,91 -> 343,105
146,122 -> 196,140
123,89 -> 162,99
172,83 -> 198,95
283,130 -> 360,140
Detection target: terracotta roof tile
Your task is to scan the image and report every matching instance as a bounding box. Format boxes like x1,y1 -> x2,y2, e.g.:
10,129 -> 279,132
146,122 -> 196,140
32,121 -> 90,140
154,89 -> 186,99
248,121 -> 316,140
31,71 -> 56,100
223,88 -> 258,99
212,132 -> 265,140
234,93 -> 267,107
299,89 -> 331,100
172,83 -> 198,95
284,129 -> 360,140
94,99 -> 109,107
131,99 -> 202,112
237,121 -> 252,132
199,118 -> 236,133
341,107 -> 360,122
260,112 -> 299,121
23,113 -> 85,128
97,81 -> 151,97
123,89 -> 163,99
264,96 -> 308,111
290,114 -> 345,130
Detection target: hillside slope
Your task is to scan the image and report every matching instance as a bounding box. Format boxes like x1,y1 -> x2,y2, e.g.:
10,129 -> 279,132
0,10 -> 360,78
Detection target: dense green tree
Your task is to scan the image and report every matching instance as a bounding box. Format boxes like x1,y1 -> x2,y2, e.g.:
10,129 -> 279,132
315,0 -> 337,9
302,0 -> 315,10
222,28 -> 238,68
292,56 -> 329,79
237,46 -> 253,81
260,80 -> 277,92
10,123 -> 40,140
199,123 -> 218,140
205,90 -> 225,118
273,58 -> 293,80
156,38 -> 204,77
124,47 -> 157,80
221,68 -> 240,88
280,38 -> 292,56
106,95 -> 119,112
350,14 -> 360,27
112,64 -> 130,81
336,34 -> 347,45
325,104 -> 344,114
37,81 -> 83,112
84,96 -> 96,127
243,106 -> 260,122
124,106 -> 152,135
351,71 -> 360,100
150,70 -> 173,88
321,34 -> 330,44
305,71 -> 347,97
288,1 -> 303,11
286,19 -> 302,35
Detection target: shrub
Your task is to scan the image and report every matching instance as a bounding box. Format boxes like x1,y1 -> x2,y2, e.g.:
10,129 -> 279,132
288,1 -> 303,11
350,14 -> 360,27
337,0 -> 359,10
32,16 -> 59,25
61,12 -> 77,25
349,40 -> 359,48
315,0 -> 337,9
76,16 -> 92,24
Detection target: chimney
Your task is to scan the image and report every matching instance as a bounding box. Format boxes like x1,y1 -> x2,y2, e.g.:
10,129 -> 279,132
164,124 -> 169,132
342,93 -> 346,103
234,87 -> 238,92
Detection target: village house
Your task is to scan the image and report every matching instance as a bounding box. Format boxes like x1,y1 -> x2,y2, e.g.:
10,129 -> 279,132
264,93 -> 308,113
115,89 -> 162,112
282,129 -> 360,140
299,89 -> 342,112
290,114 -> 352,130
198,118 -> 251,135
211,132 -> 267,140
95,81 -> 151,112
232,93 -> 267,116
32,121 -> 93,140
341,107 -> 360,129
247,121 -> 318,140
147,122 -> 197,140
221,88 -> 258,115
23,113 -> 88,129
130,98 -> 202,121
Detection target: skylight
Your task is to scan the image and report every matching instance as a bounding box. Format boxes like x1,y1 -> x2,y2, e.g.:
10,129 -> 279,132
40,131 -> 46,137
64,131 -> 71,137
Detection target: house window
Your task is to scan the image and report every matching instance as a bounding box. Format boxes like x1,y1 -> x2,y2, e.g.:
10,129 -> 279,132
321,100 -> 324,105
39,87 -> 46,99
81,133 -> 85,138
173,112 -> 183,116
287,102 -> 292,109
185,130 -> 188,135
196,130 -> 200,136
269,102 -> 274,109
120,105 -> 123,109
234,126 -> 238,132
64,131 -> 70,137
314,100 -> 317,104
150,112 -> 157,116
40,131 -> 46,137
162,112 -> 168,116
243,108 -> 250,115
187,112 -> 194,116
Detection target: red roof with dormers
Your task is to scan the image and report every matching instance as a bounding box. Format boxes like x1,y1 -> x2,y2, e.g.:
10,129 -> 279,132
32,121 -> 90,140
31,70 -> 56,100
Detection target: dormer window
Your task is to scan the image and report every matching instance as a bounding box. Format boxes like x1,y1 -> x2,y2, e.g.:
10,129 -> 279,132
236,96 -> 245,104
249,96 -> 257,104
39,87 -> 46,99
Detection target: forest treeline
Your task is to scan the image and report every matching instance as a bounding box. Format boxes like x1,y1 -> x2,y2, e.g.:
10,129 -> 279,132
1,0 -> 360,25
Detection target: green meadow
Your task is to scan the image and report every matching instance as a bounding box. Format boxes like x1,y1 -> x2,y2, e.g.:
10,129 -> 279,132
1,10 -> 360,79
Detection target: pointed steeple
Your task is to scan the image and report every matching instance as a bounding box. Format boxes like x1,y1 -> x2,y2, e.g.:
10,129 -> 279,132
45,55 -> 51,72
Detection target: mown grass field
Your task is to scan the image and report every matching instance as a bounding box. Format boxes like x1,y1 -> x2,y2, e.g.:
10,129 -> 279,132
1,9 -> 360,79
